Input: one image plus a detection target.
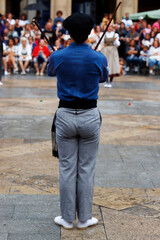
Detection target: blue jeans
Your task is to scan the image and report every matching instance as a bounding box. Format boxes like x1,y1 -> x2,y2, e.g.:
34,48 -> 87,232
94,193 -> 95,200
149,59 -> 160,68
126,56 -> 139,67
139,56 -> 147,68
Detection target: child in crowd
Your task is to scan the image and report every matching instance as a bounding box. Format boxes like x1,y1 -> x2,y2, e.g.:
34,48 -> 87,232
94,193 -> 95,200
139,45 -> 149,70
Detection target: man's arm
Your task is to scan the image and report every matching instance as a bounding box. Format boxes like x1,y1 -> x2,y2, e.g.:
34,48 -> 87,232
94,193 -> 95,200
99,56 -> 109,83
47,53 -> 56,76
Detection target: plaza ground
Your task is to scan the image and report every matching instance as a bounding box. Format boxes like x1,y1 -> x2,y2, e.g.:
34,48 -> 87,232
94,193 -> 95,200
0,74 -> 160,239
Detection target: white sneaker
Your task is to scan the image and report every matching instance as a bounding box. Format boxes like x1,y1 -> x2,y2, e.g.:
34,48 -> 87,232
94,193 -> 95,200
21,71 -> 26,75
134,66 -> 139,72
108,83 -> 112,88
125,66 -> 130,72
77,217 -> 98,230
4,71 -> 8,76
149,69 -> 154,75
14,68 -> 18,74
0,81 -> 3,86
104,83 -> 112,88
104,83 -> 109,88
54,216 -> 73,230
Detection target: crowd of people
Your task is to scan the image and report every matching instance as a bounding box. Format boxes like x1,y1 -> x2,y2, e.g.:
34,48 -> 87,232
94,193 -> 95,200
0,11 -> 160,81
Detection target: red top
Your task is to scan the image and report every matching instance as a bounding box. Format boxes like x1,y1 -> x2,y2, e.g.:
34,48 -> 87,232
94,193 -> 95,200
32,46 -> 50,58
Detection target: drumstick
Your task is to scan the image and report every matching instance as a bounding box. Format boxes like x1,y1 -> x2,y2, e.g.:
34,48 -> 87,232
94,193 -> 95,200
32,19 -> 55,51
95,1 -> 122,51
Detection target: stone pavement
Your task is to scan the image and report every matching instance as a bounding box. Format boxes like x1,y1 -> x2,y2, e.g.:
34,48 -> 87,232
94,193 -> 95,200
0,74 -> 160,240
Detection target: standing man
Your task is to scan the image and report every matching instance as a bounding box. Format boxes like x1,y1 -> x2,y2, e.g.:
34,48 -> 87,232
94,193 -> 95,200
48,12 -> 108,230
122,12 -> 133,28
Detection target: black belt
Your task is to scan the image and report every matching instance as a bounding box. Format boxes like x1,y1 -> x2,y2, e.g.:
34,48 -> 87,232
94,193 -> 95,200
58,99 -> 97,109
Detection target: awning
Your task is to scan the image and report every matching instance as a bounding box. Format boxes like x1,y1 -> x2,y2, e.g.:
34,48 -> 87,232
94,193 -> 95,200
129,9 -> 160,20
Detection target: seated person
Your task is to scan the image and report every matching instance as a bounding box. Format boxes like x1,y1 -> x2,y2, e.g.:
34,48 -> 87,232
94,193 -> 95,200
32,39 -> 50,76
5,37 -> 18,74
139,45 -> 149,70
53,39 -> 64,51
141,33 -> 152,48
18,37 -> 32,75
149,39 -> 160,75
125,39 -> 139,72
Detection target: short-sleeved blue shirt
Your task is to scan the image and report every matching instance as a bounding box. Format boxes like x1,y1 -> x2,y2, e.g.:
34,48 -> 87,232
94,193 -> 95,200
47,42 -> 108,101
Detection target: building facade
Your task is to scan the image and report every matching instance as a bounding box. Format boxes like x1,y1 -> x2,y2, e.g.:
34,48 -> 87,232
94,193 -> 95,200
0,0 -> 159,25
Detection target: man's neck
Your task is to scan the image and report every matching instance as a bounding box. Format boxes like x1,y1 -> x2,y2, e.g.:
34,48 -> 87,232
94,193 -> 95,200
71,38 -> 89,44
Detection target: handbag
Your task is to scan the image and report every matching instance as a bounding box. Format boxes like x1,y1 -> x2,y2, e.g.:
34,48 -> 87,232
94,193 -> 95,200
51,112 -> 59,158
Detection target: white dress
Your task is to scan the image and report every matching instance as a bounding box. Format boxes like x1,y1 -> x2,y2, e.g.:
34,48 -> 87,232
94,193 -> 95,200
5,45 -> 18,62
101,31 -> 120,76
18,44 -> 32,61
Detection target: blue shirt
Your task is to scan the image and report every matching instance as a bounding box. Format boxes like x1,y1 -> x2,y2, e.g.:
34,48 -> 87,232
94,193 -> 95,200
47,42 -> 109,101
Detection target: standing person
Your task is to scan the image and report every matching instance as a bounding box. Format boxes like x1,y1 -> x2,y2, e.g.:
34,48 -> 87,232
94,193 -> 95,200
122,12 -> 133,28
48,12 -> 108,230
135,16 -> 144,32
116,21 -> 127,58
53,11 -> 64,29
6,13 -> 15,26
0,17 -> 6,38
0,39 -> 3,85
152,19 -> 160,31
101,25 -> 120,87
19,13 -> 29,27
43,22 -> 57,46
33,11 -> 43,28
89,25 -> 103,52
14,19 -> 23,37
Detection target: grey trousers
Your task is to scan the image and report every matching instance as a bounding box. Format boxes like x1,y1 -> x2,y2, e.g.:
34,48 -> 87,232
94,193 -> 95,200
55,107 -> 101,222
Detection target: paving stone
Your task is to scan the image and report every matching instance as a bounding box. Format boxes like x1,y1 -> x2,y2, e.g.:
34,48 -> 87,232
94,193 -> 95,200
0,88 -> 57,98
7,233 -> 59,240
0,195 -> 59,206
102,207 -> 160,240
0,116 -> 53,140
0,220 -> 59,234
93,187 -> 149,210
0,233 -> 8,240
95,144 -> 160,188
0,205 -> 14,220
98,100 -> 160,116
111,81 -> 160,90
122,202 -> 160,219
13,204 -> 59,220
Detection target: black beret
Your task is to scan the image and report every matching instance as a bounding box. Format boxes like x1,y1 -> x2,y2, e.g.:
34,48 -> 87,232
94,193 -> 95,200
63,12 -> 94,36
